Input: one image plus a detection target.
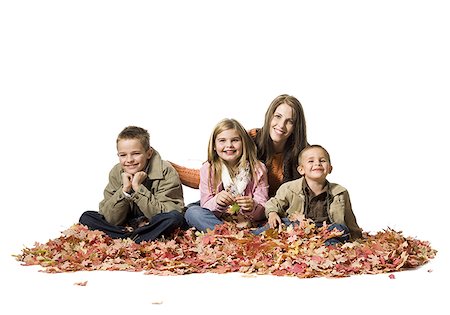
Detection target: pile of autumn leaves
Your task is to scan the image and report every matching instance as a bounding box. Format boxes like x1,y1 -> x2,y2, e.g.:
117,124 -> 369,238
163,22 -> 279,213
15,220 -> 436,278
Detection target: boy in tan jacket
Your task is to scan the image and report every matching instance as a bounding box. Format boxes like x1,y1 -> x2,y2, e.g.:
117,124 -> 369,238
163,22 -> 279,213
253,145 -> 362,245
79,126 -> 185,243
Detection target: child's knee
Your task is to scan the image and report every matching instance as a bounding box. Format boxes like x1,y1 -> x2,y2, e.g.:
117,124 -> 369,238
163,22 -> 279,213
185,206 -> 203,220
166,210 -> 185,224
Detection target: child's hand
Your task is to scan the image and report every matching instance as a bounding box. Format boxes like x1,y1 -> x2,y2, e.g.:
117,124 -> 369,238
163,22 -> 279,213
235,195 -> 254,211
121,172 -> 133,193
216,190 -> 235,207
268,212 -> 282,232
132,171 -> 147,191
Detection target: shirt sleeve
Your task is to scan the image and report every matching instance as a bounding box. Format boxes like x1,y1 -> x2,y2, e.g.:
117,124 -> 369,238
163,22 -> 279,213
200,163 -> 227,212
98,165 -> 132,225
240,162 -> 269,222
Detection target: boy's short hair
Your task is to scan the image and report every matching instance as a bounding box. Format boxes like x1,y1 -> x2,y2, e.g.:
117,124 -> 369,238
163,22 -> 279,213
298,144 -> 331,165
117,126 -> 150,151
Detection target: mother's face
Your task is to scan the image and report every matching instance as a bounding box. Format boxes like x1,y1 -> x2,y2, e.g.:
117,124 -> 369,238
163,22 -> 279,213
269,103 -> 295,148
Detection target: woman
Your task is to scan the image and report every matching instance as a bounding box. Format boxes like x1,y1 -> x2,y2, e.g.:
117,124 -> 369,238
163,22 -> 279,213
171,94 -> 308,197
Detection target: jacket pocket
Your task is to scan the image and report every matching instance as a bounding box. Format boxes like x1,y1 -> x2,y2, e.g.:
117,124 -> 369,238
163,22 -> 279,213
329,195 -> 345,224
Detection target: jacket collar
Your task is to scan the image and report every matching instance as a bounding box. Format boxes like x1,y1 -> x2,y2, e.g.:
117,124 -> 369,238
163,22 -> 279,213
296,177 -> 346,197
144,148 -> 164,180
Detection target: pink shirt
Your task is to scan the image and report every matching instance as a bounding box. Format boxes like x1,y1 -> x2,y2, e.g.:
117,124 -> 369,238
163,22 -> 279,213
199,161 -> 269,222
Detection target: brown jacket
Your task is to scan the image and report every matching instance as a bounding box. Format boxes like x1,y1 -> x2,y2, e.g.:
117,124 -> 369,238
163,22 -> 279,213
99,149 -> 184,225
265,177 -> 362,239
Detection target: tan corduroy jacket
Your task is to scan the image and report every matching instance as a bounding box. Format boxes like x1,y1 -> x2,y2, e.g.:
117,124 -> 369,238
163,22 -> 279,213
99,149 -> 184,225
265,177 -> 362,239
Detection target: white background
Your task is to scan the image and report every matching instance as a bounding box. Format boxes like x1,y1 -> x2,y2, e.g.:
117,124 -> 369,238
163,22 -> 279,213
1,1 -> 449,314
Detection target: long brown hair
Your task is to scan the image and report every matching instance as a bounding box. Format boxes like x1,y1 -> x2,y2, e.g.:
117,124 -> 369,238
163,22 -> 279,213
255,94 -> 308,183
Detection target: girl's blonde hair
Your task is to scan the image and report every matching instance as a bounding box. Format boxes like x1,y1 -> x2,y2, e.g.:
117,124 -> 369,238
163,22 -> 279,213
207,118 -> 258,192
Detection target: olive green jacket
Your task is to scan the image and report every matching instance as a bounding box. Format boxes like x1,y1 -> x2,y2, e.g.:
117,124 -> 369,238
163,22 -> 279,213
99,149 -> 184,225
265,177 -> 362,239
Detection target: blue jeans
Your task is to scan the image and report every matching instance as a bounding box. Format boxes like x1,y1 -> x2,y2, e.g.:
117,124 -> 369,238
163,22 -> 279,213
79,210 -> 186,243
252,218 -> 349,245
185,205 -> 223,232
319,223 -> 350,245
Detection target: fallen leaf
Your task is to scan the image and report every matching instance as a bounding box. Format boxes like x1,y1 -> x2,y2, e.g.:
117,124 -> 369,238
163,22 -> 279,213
74,281 -> 88,286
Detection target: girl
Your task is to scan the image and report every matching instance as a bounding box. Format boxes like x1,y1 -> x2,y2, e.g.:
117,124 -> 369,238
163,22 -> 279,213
171,94 -> 308,197
184,118 -> 269,232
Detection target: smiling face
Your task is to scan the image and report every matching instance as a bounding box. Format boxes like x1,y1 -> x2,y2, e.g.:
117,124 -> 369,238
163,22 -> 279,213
117,138 -> 153,175
214,128 -> 242,168
297,146 -> 332,182
269,103 -> 295,151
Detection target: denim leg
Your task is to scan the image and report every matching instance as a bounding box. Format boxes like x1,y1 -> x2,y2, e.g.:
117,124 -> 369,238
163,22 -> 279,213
324,223 -> 350,245
252,217 -> 293,235
132,210 -> 186,243
79,210 -> 132,239
185,205 -> 223,232
186,200 -> 200,208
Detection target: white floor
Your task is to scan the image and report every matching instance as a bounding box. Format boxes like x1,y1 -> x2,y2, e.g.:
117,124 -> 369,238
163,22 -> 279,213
3,245 -> 447,315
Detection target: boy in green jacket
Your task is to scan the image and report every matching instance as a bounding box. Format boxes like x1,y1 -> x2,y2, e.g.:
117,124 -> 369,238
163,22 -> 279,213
79,126 -> 185,243
253,144 -> 362,245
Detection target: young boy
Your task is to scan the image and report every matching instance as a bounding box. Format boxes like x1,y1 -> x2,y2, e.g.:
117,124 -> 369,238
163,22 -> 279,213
254,145 -> 362,244
79,126 -> 186,243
